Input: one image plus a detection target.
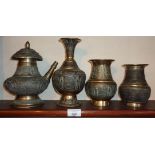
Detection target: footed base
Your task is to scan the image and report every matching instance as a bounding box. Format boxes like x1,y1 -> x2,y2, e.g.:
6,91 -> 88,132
11,95 -> 44,109
92,100 -> 110,107
127,102 -> 143,110
57,95 -> 81,108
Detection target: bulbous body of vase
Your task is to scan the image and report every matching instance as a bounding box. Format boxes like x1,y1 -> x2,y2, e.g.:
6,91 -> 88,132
119,64 -> 151,108
85,59 -> 117,107
52,38 -> 86,107
4,42 -> 58,109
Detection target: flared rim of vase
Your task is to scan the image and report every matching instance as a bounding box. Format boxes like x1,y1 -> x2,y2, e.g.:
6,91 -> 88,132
88,59 -> 115,63
123,64 -> 149,67
59,38 -> 81,42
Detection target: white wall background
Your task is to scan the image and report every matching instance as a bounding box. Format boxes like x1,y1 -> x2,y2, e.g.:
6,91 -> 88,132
0,36 -> 155,100
0,37 -> 4,99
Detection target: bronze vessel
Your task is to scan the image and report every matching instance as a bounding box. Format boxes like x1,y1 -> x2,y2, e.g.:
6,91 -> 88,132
119,64 -> 151,108
52,38 -> 86,107
85,59 -> 117,107
4,41 -> 58,109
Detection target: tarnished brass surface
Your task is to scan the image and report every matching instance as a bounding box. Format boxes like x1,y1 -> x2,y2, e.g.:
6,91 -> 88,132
120,84 -> 149,88
85,59 -> 117,107
87,80 -> 116,83
119,64 -> 151,107
52,38 -> 86,108
92,100 -> 109,107
16,95 -> 38,101
122,64 -> 148,69
4,41 -> 58,109
57,95 -> 81,108
11,95 -> 43,109
127,102 -> 142,108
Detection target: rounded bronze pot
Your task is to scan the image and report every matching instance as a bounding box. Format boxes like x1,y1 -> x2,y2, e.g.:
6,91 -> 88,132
85,59 -> 117,107
119,64 -> 151,108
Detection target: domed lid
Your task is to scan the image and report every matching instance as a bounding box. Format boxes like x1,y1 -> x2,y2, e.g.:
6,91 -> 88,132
12,41 -> 42,61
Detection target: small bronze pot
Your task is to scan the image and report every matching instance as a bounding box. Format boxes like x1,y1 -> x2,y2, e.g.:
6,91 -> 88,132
119,64 -> 151,108
85,59 -> 117,107
52,38 -> 86,108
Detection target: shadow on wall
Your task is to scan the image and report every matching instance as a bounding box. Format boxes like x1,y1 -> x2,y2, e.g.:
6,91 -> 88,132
0,37 -> 4,99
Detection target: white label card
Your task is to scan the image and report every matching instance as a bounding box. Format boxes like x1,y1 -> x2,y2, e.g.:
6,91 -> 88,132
67,109 -> 81,117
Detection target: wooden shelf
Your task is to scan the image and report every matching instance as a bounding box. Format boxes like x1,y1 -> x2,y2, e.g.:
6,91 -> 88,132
0,100 -> 155,117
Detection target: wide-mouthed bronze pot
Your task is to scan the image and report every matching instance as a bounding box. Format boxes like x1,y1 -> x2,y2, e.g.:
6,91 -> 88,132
119,64 -> 151,108
4,41 -> 58,109
52,38 -> 86,108
85,59 -> 117,107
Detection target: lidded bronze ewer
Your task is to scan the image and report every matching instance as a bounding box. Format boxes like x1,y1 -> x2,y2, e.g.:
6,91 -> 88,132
52,38 -> 86,107
4,41 -> 58,109
85,59 -> 117,107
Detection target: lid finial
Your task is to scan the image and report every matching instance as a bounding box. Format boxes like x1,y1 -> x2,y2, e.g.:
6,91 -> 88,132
25,41 -> 30,49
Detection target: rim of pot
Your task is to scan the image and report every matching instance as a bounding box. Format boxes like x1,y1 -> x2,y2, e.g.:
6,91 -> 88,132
123,64 -> 148,67
89,59 -> 115,63
59,38 -> 81,42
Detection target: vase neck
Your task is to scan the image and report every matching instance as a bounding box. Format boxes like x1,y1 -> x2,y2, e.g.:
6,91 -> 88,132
89,60 -> 114,81
14,58 -> 41,77
123,65 -> 147,83
60,38 -> 81,60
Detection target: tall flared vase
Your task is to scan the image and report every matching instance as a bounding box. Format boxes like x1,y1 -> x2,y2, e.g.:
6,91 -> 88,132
119,64 -> 151,108
85,59 -> 117,107
52,38 -> 86,108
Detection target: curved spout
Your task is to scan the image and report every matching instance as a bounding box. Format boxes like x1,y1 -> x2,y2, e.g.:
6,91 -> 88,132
44,61 -> 58,81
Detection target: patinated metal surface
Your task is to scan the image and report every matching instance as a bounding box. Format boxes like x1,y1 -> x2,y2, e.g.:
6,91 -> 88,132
85,59 -> 117,107
119,64 -> 151,108
52,38 -> 86,107
4,42 -> 58,109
